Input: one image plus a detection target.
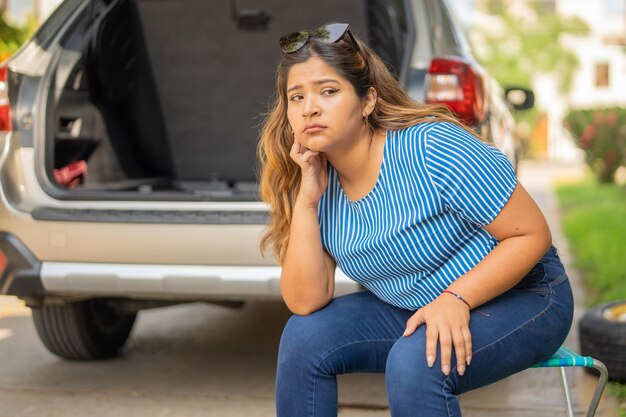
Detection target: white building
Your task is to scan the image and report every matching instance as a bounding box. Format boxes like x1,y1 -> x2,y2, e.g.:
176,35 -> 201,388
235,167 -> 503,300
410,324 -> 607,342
542,0 -> 626,161
558,0 -> 626,109
2,0 -> 64,26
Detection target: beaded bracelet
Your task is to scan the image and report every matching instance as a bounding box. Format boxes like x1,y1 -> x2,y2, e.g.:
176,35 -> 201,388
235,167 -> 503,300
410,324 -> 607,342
443,290 -> 471,309
443,290 -> 490,317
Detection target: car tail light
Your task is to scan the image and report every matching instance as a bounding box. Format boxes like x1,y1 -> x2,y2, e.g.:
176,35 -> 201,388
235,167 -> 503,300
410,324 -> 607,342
425,57 -> 485,126
0,65 -> 12,132
0,249 -> 7,277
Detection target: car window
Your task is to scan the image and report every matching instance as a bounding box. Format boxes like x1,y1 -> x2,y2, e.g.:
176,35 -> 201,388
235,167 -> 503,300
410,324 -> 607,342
367,0 -> 409,77
409,0 -> 433,69
440,0 -> 474,57
424,0 -> 464,56
31,0 -> 86,50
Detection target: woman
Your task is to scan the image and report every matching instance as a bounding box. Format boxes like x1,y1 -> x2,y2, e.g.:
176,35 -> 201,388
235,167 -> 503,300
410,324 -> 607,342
257,23 -> 573,417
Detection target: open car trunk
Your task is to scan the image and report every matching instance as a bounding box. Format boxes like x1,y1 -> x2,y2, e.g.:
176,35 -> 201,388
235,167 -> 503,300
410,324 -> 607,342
45,0 -> 408,200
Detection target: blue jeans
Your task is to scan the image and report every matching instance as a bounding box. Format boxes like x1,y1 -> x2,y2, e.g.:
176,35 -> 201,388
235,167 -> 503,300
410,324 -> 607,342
275,246 -> 574,417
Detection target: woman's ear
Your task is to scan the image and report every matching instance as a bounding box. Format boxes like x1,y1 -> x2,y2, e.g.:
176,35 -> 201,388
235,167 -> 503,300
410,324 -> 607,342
362,87 -> 378,117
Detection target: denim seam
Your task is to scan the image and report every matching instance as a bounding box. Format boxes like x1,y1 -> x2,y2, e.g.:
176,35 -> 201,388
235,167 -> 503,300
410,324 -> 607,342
514,273 -> 568,294
442,375 -> 455,417
311,338 -> 398,417
471,294 -> 554,358
519,287 -> 550,294
547,273 -> 568,288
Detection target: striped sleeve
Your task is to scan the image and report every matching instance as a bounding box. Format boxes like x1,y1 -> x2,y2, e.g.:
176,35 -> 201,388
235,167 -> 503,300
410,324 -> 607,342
424,122 -> 518,227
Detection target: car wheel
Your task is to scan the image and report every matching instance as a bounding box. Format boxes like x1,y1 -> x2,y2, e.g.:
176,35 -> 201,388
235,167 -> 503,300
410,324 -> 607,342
579,300 -> 626,382
32,298 -> 137,360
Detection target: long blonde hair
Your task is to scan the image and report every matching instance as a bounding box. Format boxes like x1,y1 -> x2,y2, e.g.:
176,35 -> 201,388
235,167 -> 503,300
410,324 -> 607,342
257,31 -> 476,264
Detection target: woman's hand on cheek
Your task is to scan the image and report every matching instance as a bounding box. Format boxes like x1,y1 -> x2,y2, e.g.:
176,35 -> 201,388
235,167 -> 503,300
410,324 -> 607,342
403,294 -> 472,376
290,138 -> 329,206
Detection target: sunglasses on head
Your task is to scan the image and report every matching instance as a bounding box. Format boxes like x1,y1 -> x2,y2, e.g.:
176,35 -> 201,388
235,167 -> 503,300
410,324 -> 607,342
279,22 -> 357,54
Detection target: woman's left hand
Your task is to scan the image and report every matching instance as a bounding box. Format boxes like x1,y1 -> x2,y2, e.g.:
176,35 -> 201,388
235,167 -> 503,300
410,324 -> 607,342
403,294 -> 472,376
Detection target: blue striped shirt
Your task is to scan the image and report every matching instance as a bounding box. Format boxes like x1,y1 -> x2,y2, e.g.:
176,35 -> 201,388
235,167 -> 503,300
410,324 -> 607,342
317,121 -> 518,310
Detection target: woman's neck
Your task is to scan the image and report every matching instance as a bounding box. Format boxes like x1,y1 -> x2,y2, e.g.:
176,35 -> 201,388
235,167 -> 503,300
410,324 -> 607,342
325,128 -> 385,188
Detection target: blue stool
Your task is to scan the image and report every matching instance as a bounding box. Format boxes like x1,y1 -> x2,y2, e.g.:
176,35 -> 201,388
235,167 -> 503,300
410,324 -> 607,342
533,346 -> 608,417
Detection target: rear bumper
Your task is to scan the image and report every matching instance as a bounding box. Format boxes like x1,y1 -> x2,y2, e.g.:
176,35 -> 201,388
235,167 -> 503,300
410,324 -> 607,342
0,231 -> 360,301
40,263 -> 360,300
0,232 -> 45,297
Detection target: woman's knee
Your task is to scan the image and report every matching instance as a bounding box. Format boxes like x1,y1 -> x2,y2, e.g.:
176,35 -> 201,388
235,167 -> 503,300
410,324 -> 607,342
277,310 -> 338,369
279,314 -> 318,358
278,291 -> 375,361
385,330 -> 457,397
386,336 -> 461,416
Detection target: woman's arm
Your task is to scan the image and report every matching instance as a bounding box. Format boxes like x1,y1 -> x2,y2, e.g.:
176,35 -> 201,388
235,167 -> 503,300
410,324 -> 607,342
403,182 -> 551,375
281,198 -> 336,315
446,182 -> 552,308
280,139 -> 336,315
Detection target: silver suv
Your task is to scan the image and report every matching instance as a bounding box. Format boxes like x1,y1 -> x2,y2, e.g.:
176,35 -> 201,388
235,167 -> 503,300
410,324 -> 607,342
0,0 -> 532,359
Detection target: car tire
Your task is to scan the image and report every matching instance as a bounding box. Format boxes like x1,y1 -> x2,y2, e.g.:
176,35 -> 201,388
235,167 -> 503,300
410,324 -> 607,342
31,298 -> 137,360
579,300 -> 626,382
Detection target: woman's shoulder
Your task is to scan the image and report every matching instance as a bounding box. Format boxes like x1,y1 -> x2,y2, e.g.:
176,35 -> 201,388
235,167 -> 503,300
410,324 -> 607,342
394,120 -> 465,137
391,120 -> 466,147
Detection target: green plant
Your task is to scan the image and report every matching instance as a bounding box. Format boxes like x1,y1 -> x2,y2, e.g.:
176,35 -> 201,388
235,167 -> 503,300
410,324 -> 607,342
474,5 -> 587,94
557,178 -> 626,414
472,1 -> 589,157
0,12 -> 38,62
608,382 -> 626,417
564,107 -> 626,183
556,178 -> 626,305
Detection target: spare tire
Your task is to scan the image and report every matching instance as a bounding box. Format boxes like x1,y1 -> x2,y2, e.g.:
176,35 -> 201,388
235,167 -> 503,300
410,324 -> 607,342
579,300 -> 626,382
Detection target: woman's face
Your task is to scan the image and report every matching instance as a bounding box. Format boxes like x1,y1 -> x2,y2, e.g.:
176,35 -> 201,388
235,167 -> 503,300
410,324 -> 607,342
285,56 -> 372,152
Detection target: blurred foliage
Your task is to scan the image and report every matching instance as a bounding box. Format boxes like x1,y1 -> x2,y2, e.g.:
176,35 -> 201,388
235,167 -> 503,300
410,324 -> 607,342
0,12 -> 38,62
474,0 -> 589,94
470,0 -> 590,157
564,107 -> 626,183
608,381 -> 626,417
556,178 -> 626,305
556,177 -> 626,413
